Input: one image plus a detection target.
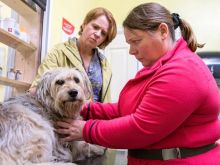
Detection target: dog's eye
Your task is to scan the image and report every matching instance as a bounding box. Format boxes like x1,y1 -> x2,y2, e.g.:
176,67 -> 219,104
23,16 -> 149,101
55,80 -> 65,85
74,77 -> 80,83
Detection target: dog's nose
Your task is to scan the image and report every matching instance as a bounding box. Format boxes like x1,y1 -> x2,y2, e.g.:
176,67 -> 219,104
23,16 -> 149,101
68,89 -> 78,98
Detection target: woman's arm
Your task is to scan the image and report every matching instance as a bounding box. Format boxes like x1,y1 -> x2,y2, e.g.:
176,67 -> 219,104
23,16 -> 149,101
81,64 -> 220,149
81,102 -> 119,120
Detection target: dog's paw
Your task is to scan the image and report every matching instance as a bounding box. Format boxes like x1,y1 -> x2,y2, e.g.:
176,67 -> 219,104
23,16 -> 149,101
88,144 -> 105,156
72,141 -> 105,161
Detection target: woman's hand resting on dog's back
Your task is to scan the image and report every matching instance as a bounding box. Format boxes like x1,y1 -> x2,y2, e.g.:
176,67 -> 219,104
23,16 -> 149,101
56,119 -> 86,142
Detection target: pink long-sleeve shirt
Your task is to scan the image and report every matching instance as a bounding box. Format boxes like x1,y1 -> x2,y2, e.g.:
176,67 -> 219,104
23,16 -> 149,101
81,38 -> 220,164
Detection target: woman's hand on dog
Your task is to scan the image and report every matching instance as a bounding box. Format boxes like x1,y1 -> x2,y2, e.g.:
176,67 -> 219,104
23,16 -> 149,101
56,119 -> 86,142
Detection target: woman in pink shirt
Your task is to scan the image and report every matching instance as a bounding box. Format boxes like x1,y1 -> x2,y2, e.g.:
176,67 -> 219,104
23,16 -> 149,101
57,2 -> 220,165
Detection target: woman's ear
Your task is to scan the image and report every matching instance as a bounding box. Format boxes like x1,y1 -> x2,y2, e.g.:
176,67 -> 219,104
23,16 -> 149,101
81,23 -> 86,31
158,23 -> 169,40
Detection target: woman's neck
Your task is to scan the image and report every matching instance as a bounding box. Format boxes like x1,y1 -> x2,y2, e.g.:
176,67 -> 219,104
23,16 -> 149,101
77,38 -> 93,58
76,38 -> 94,72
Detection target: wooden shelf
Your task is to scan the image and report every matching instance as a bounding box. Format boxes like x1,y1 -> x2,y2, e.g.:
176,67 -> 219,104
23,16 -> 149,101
0,0 -> 38,23
0,0 -> 41,95
0,28 -> 36,53
0,76 -> 31,89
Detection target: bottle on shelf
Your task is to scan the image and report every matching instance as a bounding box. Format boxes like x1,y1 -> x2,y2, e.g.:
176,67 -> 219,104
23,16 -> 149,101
20,26 -> 29,43
0,66 -> 2,77
14,23 -> 20,38
7,68 -> 15,80
15,69 -> 22,80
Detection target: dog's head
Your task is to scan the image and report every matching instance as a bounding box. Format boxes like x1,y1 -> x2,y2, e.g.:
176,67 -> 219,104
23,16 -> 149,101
36,68 -> 92,118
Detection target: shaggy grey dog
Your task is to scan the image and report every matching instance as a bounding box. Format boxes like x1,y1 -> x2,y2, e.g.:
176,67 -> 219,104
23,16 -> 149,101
0,68 -> 104,165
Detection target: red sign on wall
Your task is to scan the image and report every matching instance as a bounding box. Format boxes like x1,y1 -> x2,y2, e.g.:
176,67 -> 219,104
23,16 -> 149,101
62,18 -> 75,35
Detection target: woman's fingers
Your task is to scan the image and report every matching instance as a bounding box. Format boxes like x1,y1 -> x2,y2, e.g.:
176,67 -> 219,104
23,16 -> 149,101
55,119 -> 85,142
60,135 -> 79,142
55,128 -> 70,135
56,121 -> 71,128
56,128 -> 81,141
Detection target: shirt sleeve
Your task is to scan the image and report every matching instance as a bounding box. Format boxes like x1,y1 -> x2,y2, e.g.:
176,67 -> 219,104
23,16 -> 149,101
81,102 -> 120,120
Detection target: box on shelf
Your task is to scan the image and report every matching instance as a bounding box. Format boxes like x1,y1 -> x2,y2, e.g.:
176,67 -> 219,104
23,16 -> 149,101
2,17 -> 16,34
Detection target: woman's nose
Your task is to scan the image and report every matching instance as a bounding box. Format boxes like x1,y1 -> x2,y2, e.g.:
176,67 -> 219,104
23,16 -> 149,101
129,46 -> 137,55
94,30 -> 101,37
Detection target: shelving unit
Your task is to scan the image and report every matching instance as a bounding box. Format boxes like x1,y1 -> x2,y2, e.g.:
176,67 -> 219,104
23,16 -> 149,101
0,28 -> 36,53
0,76 -> 30,89
0,0 -> 42,92
0,0 -> 39,26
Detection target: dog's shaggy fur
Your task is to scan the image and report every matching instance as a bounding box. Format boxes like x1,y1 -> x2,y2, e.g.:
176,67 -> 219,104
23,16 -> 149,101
0,68 -> 105,165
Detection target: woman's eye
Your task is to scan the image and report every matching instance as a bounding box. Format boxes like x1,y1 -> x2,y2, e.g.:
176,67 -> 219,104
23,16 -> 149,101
93,25 -> 99,29
133,40 -> 140,44
55,80 -> 65,85
101,31 -> 106,37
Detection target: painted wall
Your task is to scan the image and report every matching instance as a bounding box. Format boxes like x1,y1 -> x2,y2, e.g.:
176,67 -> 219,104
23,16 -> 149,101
48,0 -> 92,49
48,0 -> 220,52
93,0 -> 220,51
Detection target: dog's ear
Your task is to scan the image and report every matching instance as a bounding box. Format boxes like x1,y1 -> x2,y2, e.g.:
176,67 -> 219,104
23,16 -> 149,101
36,70 -> 55,99
77,69 -> 93,101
